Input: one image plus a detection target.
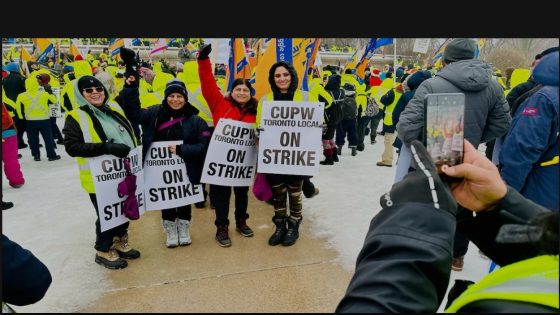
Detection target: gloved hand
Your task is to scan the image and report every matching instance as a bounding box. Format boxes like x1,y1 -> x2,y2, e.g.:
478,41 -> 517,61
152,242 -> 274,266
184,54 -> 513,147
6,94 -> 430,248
197,44 -> 212,60
380,140 -> 457,215
120,47 -> 139,86
104,143 -> 131,158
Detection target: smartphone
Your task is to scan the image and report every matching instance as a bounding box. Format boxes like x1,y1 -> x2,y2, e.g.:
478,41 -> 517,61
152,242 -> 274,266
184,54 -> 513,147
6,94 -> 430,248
423,93 -> 465,174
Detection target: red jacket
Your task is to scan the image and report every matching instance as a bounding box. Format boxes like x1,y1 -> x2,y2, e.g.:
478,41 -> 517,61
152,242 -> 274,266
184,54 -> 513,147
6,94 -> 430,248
369,76 -> 382,87
2,103 -> 15,131
198,58 -> 256,126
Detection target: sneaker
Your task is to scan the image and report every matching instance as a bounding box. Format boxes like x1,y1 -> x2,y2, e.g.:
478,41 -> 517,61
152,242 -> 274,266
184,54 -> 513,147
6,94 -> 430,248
163,219 -> 179,248
177,219 -> 192,246
216,225 -> 232,247
112,234 -> 141,259
376,161 -> 392,167
1,201 -> 14,211
33,156 -> 41,161
236,221 -> 254,237
452,256 -> 464,271
48,155 -> 61,161
95,249 -> 128,269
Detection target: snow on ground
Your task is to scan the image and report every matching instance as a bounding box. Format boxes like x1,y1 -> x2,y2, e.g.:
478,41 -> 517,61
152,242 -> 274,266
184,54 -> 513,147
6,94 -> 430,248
3,120 -> 491,312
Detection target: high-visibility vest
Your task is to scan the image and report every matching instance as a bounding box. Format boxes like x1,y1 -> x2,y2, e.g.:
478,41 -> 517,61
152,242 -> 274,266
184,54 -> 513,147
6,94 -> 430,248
445,255 -> 559,312
16,90 -> 56,120
2,88 -> 17,118
383,90 -> 402,126
140,91 -> 164,108
256,90 -> 316,128
67,102 -> 136,193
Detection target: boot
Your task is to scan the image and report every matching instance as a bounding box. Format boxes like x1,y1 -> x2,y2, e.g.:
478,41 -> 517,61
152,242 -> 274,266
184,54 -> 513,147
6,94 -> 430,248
332,148 -> 339,162
112,234 -> 140,259
282,217 -> 302,246
177,219 -> 192,246
351,146 -> 357,156
216,225 -> 232,247
337,145 -> 342,155
268,216 -> 288,246
320,155 -> 334,165
95,249 -> 128,269
236,219 -> 254,237
1,201 -> 14,211
163,219 -> 179,248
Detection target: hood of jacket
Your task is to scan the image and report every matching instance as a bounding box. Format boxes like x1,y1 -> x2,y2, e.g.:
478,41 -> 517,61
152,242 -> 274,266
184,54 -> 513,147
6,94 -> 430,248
24,77 -> 40,92
406,70 -> 432,91
436,59 -> 492,92
533,51 -> 558,86
268,61 -> 299,96
324,74 -> 342,91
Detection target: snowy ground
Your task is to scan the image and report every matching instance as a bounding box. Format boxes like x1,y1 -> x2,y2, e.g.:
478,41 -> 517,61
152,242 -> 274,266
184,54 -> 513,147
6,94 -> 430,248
2,120 -> 491,312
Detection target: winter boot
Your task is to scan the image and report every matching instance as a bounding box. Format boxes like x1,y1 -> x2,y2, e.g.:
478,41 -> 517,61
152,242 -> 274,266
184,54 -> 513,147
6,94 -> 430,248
320,155 -> 334,165
163,219 -> 179,248
177,219 -> 192,246
236,219 -> 254,237
336,145 -> 342,155
351,146 -> 357,156
282,216 -> 302,246
357,144 -> 364,151
216,225 -> 232,247
95,249 -> 128,270
268,216 -> 288,246
112,234 -> 140,259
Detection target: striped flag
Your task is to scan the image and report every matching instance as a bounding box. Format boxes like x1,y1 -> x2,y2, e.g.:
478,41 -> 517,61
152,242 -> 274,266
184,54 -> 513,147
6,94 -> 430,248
34,38 -> 54,62
226,38 -> 251,91
110,38 -> 125,57
149,38 -> 176,57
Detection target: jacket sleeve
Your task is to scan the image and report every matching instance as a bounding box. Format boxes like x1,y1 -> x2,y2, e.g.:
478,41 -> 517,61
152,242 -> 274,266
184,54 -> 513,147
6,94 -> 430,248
62,114 -> 107,157
336,203 -> 455,313
499,92 -> 553,191
480,84 -> 511,143
396,81 -> 432,145
121,86 -> 151,125
178,116 -> 211,160
198,58 -> 226,115
1,235 -> 52,306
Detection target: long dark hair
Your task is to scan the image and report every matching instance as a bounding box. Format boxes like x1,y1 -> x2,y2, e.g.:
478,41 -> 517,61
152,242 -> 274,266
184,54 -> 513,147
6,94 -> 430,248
227,78 -> 258,115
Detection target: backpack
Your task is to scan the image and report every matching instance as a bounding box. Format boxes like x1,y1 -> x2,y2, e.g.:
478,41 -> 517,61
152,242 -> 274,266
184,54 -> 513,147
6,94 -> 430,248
364,95 -> 380,117
326,90 -> 345,125
342,95 -> 358,120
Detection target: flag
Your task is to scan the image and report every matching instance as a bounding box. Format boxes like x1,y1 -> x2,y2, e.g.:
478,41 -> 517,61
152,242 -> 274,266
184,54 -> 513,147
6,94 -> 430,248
131,38 -> 142,46
109,38 -> 125,57
34,38 -> 54,62
301,38 -> 321,91
226,38 -> 251,91
149,38 -> 176,57
430,38 -> 451,67
21,46 -> 35,62
356,38 -> 379,79
69,38 -> 83,59
53,39 -> 60,66
475,38 -> 486,59
344,48 -> 360,71
373,38 -> 394,50
253,38 -> 277,99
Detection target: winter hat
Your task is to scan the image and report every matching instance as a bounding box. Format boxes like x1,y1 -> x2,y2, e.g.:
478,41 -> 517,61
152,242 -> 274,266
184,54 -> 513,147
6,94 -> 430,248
372,68 -> 380,75
77,75 -> 105,93
342,82 -> 356,95
36,73 -> 51,85
74,55 -> 84,61
443,38 -> 476,63
164,79 -> 188,100
4,62 -> 19,73
63,65 -> 74,74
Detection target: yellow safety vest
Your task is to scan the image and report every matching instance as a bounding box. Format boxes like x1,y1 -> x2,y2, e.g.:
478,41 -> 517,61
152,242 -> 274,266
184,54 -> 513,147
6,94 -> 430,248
16,91 -> 56,120
67,102 -> 137,193
2,88 -> 17,118
445,255 -> 559,312
383,90 -> 402,126
256,90 -> 316,128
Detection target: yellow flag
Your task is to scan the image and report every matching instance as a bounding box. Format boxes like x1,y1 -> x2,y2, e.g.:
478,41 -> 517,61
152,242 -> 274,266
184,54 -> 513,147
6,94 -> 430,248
21,46 -> 35,62
253,38 -> 277,100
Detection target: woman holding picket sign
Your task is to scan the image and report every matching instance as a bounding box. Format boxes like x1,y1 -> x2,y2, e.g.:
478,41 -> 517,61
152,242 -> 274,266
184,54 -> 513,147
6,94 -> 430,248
197,44 -> 259,247
120,48 -> 211,249
256,60 -> 319,247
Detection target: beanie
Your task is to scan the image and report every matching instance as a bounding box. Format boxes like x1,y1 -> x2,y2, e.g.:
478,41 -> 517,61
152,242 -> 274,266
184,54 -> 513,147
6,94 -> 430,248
77,75 -> 105,93
36,73 -> 51,85
443,38 -> 476,63
342,82 -> 356,95
4,62 -> 19,73
164,79 -> 188,101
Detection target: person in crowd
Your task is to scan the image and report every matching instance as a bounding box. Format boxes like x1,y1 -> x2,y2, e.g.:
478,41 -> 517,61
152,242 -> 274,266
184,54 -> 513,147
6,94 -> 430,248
320,73 -> 345,164
36,73 -> 64,145
63,75 -> 141,269
120,51 -> 210,249
336,83 -> 359,157
500,51 -> 559,211
2,234 -> 52,311
336,139 -> 558,313
2,62 -> 28,148
396,38 -> 511,272
2,103 -> 25,188
256,60 -> 319,247
376,89 -> 399,167
197,44 -> 257,247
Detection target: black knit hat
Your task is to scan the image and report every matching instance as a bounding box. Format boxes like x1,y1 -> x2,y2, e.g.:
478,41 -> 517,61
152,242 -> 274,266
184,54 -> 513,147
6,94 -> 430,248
77,75 -> 104,93
443,38 -> 476,64
164,79 -> 188,101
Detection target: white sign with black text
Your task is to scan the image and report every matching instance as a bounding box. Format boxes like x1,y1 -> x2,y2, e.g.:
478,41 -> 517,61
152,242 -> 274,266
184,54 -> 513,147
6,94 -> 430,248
257,101 -> 324,176
89,148 -> 145,232
143,141 -> 204,210
201,119 -> 257,186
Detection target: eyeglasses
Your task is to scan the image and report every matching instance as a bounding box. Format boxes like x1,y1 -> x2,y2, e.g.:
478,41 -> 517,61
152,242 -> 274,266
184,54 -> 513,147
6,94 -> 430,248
82,87 -> 104,94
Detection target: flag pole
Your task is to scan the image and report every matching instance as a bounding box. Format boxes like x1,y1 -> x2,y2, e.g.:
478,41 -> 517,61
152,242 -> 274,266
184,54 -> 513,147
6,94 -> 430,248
393,38 -> 397,86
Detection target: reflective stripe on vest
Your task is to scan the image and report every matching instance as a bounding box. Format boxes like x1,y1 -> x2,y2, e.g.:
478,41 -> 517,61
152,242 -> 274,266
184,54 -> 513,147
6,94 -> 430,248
23,92 -> 49,120
445,255 -> 559,312
540,155 -> 559,167
189,87 -> 214,127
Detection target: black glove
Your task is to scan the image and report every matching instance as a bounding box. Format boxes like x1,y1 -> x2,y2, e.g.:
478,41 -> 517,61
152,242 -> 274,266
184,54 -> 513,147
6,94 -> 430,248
197,44 -> 212,60
104,143 -> 131,158
380,140 -> 457,216
120,47 -> 140,86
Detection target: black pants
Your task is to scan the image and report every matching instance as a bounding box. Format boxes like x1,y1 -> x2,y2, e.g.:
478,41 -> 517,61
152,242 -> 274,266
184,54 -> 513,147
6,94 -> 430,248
453,206 -> 473,258
161,205 -> 192,222
356,116 -> 372,149
27,120 -> 57,159
14,117 -> 27,146
211,184 -> 249,227
50,117 -> 63,142
89,194 -> 129,252
369,116 -> 382,142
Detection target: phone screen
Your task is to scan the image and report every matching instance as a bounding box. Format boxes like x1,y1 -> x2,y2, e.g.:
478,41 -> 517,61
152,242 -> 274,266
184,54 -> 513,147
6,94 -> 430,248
424,93 -> 465,173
